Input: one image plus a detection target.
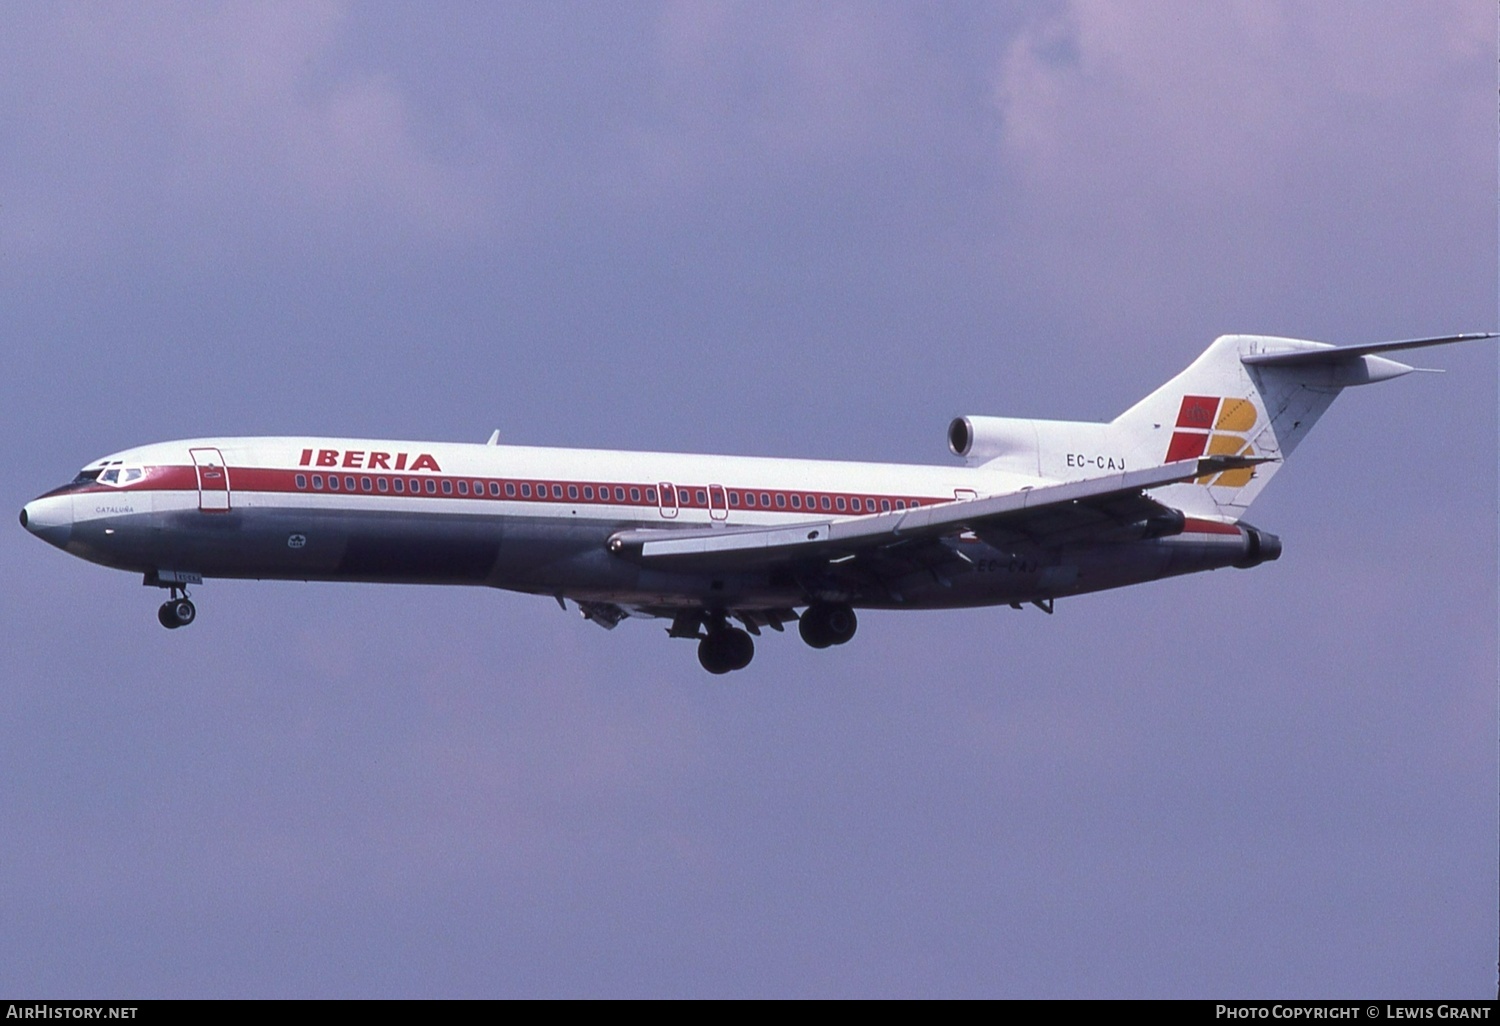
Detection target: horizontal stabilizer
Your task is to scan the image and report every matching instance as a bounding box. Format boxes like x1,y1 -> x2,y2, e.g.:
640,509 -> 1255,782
1241,333 -> 1496,368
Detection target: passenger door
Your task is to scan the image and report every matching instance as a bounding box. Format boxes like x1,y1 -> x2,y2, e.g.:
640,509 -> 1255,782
190,448 -> 231,512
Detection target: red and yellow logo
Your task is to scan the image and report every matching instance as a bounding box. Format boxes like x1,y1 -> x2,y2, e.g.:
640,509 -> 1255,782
1164,395 -> 1258,487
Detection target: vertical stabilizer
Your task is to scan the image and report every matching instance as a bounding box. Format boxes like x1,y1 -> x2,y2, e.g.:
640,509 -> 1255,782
1110,335 -> 1420,519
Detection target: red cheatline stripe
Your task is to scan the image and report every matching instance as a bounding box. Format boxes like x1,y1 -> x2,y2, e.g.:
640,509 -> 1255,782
82,465 -> 945,514
75,465 -> 1253,535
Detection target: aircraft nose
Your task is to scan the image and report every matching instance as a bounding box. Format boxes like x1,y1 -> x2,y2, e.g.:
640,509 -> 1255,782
20,496 -> 73,549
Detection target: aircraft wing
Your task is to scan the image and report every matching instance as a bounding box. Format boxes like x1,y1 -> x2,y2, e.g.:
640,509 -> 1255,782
606,454 -> 1263,574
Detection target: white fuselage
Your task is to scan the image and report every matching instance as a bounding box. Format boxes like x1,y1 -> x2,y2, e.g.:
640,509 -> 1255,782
21,434 -> 1260,617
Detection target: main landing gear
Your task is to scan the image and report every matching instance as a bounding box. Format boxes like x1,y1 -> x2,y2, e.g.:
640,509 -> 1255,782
798,602 -> 857,649
157,590 -> 196,630
670,603 -> 859,674
667,611 -> 758,674
698,624 -> 755,675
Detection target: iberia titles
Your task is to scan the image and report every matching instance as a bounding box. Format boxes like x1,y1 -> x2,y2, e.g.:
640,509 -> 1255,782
298,448 -> 441,472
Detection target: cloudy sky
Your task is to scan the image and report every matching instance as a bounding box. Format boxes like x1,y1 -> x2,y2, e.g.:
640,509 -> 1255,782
2,1 -> 1494,997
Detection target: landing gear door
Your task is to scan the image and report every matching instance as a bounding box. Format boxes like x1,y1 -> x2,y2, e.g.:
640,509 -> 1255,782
190,448 -> 231,512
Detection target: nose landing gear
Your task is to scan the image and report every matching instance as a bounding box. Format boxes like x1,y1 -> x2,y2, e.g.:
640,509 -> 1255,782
156,589 -> 196,630
158,596 -> 196,629
144,571 -> 202,630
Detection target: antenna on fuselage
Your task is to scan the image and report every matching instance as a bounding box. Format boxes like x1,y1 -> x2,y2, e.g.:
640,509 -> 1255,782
486,430 -> 500,445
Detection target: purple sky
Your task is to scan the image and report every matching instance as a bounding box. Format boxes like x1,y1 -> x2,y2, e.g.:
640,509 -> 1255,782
2,2 -> 1494,997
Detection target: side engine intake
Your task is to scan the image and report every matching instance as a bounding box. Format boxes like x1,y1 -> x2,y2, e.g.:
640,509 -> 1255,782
946,416 -> 1036,462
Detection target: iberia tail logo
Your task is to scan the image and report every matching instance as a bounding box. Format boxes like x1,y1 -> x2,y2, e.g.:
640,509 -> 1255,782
1164,395 -> 1259,487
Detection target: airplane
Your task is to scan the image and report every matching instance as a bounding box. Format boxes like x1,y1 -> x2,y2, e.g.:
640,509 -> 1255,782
20,332 -> 1495,673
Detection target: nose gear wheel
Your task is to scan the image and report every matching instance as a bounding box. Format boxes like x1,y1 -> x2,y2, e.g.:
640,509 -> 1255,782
158,598 -> 196,629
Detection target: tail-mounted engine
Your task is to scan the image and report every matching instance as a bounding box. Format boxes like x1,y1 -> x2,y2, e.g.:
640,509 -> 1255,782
1234,523 -> 1283,568
947,416 -> 1039,463
947,414 -> 1122,474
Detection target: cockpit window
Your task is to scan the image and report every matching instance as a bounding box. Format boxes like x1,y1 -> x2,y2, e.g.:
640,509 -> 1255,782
97,466 -> 143,487
73,469 -> 101,484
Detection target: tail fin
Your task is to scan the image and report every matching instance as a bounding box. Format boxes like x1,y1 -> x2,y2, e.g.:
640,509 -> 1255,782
1111,333 -> 1494,519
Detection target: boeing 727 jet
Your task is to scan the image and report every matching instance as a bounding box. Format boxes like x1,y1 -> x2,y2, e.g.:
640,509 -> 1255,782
20,332 -> 1494,672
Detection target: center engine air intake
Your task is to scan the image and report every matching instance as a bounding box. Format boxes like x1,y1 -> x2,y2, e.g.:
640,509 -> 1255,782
946,416 -> 1038,462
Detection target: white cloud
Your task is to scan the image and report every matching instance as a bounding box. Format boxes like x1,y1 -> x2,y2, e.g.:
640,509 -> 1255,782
615,1 -> 956,200
986,0 -> 1493,340
996,0 -> 1488,194
2,2 -> 507,266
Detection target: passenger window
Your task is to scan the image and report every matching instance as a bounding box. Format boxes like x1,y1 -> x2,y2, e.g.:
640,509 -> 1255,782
345,476 -> 356,490
458,481 -> 469,495
678,489 -> 690,505
568,485 -> 578,500
851,497 -> 861,512
296,474 -> 307,489
442,480 -> 453,494
490,482 -> 500,497
393,479 -> 404,493
820,496 -> 831,511
881,499 -> 890,512
775,494 -> 786,508
329,476 -> 339,490
377,478 -> 388,492
836,497 -> 846,511
791,495 -> 801,509
760,493 -> 771,507
521,483 -> 531,497
615,487 -> 625,502
425,479 -> 436,494
362,477 -> 372,491
312,475 -> 323,489
643,488 -> 653,502
551,484 -> 562,499
694,489 -> 706,505
410,479 -> 420,492
583,486 -> 593,500
895,500 -> 905,509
